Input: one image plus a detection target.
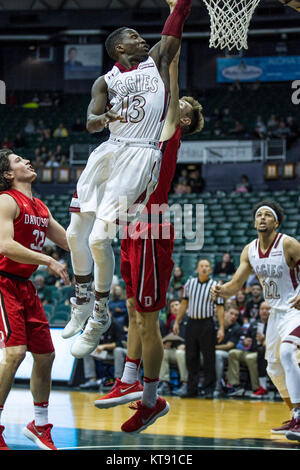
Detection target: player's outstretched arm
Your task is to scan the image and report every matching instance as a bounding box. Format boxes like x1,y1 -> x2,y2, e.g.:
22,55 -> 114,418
0,195 -> 70,285
210,245 -> 253,300
160,47 -> 181,141
86,76 -> 121,133
279,0 -> 300,12
150,0 -> 192,92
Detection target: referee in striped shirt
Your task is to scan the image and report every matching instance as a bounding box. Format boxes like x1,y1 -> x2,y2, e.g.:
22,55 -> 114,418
174,259 -> 224,398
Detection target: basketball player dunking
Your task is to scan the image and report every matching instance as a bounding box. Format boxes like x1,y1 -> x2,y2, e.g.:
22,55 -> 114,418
92,40 -> 204,433
63,0 -> 193,361
211,201 -> 300,442
0,149 -> 70,450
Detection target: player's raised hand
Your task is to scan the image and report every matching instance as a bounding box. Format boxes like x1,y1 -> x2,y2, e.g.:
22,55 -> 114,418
47,258 -> 70,286
279,0 -> 300,12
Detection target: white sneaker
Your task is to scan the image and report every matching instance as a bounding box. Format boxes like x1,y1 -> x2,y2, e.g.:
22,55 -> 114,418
61,294 -> 95,339
71,314 -> 111,358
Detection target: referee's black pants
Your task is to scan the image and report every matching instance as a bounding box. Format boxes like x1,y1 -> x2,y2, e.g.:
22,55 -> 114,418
185,317 -> 216,394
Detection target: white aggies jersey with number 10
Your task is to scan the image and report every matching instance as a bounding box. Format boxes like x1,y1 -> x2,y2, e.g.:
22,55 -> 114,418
248,232 -> 300,312
104,56 -> 169,141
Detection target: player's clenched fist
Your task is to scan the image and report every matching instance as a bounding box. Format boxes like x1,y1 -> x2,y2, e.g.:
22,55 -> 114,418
210,283 -> 223,301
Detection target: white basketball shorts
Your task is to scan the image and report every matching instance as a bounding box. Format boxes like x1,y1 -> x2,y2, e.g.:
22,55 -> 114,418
75,137 -> 161,224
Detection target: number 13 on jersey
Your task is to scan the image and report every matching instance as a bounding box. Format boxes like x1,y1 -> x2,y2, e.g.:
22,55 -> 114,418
120,95 -> 146,123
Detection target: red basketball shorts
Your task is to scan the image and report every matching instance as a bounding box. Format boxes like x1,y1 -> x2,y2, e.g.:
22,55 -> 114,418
0,275 -> 54,354
121,222 -> 175,313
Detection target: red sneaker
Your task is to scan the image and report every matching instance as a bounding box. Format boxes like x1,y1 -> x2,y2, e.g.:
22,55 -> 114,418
251,386 -> 269,398
286,418 -> 300,442
0,426 -> 10,450
23,421 -> 57,450
121,396 -> 170,434
271,419 -> 296,434
94,378 -> 143,409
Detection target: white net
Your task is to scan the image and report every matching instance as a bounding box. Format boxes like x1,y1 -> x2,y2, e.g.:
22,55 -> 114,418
202,0 -> 261,51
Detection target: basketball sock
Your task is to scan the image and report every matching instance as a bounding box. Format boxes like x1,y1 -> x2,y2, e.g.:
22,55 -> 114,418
142,377 -> 159,408
121,357 -> 141,384
34,402 -> 49,427
75,281 -> 92,303
92,298 -> 109,322
259,377 -> 268,390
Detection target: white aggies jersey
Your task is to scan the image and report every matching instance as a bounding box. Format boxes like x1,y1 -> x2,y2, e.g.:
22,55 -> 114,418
104,56 -> 169,141
248,232 -> 300,312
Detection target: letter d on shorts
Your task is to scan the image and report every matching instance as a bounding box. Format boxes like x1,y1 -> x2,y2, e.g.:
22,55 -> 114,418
0,81 -> 6,104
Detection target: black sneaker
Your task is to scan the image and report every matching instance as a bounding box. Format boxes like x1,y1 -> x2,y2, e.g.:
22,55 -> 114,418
227,385 -> 245,397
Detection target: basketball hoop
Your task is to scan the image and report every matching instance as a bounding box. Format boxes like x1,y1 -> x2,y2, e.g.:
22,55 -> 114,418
202,0 -> 261,51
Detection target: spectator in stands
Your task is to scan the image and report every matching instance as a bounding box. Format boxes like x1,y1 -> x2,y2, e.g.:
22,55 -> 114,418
244,283 -> 264,322
33,274 -> 54,305
59,154 -> 69,167
267,114 -> 280,138
170,266 -> 187,299
31,93 -> 40,104
286,115 -> 299,144
235,174 -> 252,193
71,117 -> 86,133
229,120 -> 246,138
53,123 -> 69,138
273,120 -> 291,140
36,119 -> 47,136
214,303 -> 241,397
234,289 -> 247,325
166,299 -> 181,333
212,120 -> 224,137
188,168 -> 205,193
214,252 -> 235,277
108,284 -> 128,327
177,168 -> 189,185
253,115 -> 267,140
31,155 -> 44,170
40,93 -> 53,107
173,182 -> 191,195
24,119 -> 36,135
1,137 -> 12,149
79,312 -> 127,390
250,301 -> 270,398
157,315 -> 189,397
55,144 -> 64,160
227,300 -> 269,397
45,152 -> 59,168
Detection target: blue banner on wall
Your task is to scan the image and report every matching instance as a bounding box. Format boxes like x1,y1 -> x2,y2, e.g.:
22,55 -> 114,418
217,56 -> 300,83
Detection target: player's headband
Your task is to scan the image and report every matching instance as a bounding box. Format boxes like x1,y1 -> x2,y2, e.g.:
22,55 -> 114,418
255,205 -> 278,222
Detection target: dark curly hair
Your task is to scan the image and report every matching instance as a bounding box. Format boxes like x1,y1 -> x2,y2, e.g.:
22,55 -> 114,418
252,200 -> 284,226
